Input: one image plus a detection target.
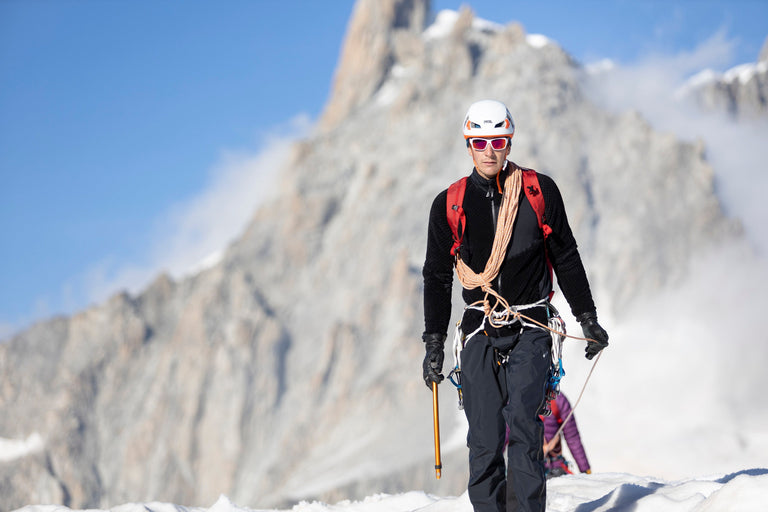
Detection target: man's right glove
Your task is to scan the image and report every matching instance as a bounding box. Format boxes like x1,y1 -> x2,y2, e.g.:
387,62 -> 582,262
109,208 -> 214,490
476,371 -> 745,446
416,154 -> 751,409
422,333 -> 446,389
577,312 -> 609,360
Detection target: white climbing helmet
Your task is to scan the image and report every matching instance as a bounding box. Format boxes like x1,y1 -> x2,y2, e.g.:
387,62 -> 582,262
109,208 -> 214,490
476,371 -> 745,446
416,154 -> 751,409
462,100 -> 515,139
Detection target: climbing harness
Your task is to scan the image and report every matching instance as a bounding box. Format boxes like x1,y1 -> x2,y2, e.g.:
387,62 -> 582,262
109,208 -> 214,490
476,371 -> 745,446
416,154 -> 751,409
461,298 -> 549,341
446,300 -> 568,416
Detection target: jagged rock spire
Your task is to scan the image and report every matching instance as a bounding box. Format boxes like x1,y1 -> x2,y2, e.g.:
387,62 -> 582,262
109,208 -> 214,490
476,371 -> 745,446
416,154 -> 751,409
319,0 -> 430,130
760,35 -> 768,63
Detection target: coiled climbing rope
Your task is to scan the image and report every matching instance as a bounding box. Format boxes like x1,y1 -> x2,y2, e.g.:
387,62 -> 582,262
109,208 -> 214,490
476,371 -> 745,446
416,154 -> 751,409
454,164 -> 523,326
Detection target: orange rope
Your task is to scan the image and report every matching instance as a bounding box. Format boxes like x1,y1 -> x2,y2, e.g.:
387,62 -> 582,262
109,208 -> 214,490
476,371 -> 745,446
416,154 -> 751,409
455,164 -> 522,326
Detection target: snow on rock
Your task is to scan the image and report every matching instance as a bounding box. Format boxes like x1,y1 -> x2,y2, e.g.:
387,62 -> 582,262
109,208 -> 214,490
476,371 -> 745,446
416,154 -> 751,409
678,60 -> 768,96
526,34 -> 552,49
0,433 -> 43,462
723,61 -> 768,84
423,10 -> 460,40
424,9 -> 503,40
470,16 -> 502,34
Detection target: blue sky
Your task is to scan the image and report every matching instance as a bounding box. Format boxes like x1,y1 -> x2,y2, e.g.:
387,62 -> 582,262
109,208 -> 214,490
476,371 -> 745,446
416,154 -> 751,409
1,0 -> 766,339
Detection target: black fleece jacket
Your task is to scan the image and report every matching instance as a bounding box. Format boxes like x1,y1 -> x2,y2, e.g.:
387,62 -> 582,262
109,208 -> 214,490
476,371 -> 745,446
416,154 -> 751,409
422,163 -> 596,337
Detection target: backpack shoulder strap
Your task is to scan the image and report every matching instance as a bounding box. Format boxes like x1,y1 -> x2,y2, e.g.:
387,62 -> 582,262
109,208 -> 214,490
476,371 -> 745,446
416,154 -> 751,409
446,176 -> 468,256
521,168 -> 552,239
521,167 -> 555,300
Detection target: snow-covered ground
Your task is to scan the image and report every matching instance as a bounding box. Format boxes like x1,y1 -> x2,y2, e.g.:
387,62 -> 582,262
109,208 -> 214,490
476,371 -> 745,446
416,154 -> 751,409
13,469 -> 768,512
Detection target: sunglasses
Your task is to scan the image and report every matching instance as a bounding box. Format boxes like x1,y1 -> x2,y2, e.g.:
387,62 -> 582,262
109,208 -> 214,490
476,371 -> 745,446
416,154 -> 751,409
469,138 -> 509,151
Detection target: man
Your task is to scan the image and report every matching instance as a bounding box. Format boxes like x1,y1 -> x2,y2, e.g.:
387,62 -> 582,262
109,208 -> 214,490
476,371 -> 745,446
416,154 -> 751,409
421,99 -> 609,512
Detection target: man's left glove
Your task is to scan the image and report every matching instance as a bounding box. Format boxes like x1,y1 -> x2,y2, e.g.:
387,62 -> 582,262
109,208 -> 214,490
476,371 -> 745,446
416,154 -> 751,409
577,312 -> 609,360
422,333 -> 446,389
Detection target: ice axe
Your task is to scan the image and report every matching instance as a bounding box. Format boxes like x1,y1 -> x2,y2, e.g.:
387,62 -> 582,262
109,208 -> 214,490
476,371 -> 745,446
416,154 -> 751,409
432,380 -> 442,479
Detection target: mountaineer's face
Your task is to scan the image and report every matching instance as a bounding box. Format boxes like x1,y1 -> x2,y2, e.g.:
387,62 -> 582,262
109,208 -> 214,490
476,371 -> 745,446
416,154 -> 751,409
467,137 -> 510,179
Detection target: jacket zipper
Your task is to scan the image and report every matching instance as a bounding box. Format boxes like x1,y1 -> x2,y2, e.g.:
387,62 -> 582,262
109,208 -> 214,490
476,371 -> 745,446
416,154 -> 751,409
487,183 -> 503,296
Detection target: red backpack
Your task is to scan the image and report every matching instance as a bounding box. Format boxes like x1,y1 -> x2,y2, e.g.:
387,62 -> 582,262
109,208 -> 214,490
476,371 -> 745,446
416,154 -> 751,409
446,168 -> 552,255
446,168 -> 554,295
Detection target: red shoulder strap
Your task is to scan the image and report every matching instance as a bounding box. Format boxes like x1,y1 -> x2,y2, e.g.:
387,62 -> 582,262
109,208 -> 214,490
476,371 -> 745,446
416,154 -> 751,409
521,169 -> 552,239
446,176 -> 468,256
521,168 -> 555,299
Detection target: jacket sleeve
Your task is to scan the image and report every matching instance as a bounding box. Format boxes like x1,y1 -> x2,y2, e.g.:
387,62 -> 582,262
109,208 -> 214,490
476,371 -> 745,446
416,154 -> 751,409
558,395 -> 591,473
422,190 -> 455,337
539,173 -> 596,318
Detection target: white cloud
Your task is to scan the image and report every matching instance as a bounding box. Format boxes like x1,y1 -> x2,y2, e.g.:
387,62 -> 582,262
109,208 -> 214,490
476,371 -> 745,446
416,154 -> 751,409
583,30 -> 768,252
572,33 -> 768,476
584,30 -> 734,123
78,114 -> 314,307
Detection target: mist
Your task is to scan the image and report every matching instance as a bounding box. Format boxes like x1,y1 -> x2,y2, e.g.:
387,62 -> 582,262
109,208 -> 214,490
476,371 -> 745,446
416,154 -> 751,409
583,31 -> 768,250
568,31 -> 768,479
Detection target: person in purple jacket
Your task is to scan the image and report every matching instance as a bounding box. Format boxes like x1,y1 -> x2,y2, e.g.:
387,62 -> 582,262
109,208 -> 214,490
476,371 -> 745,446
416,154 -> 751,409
541,393 -> 591,477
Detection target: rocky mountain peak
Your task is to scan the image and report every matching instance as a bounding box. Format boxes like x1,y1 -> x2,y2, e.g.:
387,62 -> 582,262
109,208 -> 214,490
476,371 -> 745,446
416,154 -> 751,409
319,0 -> 430,129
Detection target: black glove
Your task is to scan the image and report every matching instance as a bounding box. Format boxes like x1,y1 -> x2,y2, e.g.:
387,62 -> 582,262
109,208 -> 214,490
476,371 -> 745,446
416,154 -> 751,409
577,312 -> 609,360
422,333 -> 446,389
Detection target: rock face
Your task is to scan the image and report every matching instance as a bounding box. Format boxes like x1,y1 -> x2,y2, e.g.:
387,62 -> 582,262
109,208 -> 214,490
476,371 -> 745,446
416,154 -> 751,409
319,0 -> 430,129
0,0 -> 748,510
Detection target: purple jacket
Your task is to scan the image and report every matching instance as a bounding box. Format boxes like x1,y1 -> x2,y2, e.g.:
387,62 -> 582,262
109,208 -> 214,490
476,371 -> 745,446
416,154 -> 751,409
543,394 -> 591,473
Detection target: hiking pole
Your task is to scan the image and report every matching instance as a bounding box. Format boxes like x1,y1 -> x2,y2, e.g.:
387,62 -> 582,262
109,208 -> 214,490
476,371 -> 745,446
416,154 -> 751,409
432,381 -> 442,479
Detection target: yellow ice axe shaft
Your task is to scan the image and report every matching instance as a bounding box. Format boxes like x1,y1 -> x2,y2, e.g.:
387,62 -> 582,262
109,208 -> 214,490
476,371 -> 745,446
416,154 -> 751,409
432,381 -> 442,479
